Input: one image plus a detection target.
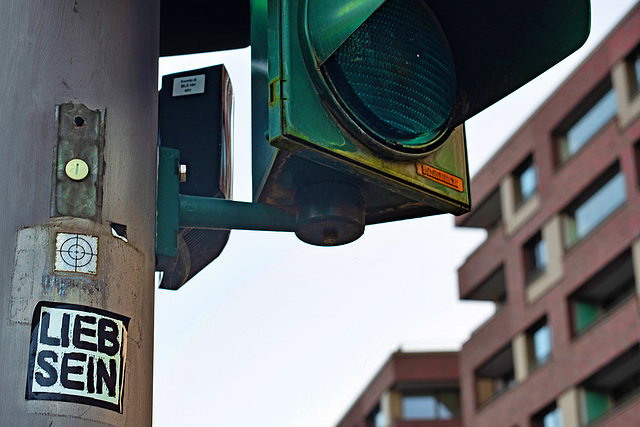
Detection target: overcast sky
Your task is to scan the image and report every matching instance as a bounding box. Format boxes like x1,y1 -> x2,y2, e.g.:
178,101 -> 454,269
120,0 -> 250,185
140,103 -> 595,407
153,1 -> 638,426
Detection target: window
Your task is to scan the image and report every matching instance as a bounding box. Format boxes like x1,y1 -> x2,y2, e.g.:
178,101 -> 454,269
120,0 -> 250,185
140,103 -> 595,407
524,232 -> 547,283
531,404 -> 563,427
636,140 -> 640,187
367,405 -> 385,427
373,411 -> 384,427
526,318 -> 552,370
629,47 -> 640,96
475,344 -> 516,407
569,250 -> 635,336
557,80 -> 617,163
513,156 -> 538,206
401,391 -> 460,420
581,344 -> 640,424
564,163 -> 626,247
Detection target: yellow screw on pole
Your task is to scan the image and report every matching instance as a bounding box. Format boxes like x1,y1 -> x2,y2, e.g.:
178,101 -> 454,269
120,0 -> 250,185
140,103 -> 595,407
65,158 -> 90,181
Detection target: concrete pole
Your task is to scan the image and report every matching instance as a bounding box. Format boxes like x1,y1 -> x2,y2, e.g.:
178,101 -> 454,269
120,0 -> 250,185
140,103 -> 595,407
0,1 -> 158,425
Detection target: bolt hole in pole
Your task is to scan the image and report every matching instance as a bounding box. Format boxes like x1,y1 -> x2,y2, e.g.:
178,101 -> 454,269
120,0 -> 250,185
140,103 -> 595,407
73,116 -> 85,127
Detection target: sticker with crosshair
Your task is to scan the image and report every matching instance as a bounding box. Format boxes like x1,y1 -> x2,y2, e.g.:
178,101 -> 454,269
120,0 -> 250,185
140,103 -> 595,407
55,233 -> 98,274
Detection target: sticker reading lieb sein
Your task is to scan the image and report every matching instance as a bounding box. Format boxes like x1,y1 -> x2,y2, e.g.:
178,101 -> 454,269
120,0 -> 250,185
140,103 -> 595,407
26,302 -> 129,412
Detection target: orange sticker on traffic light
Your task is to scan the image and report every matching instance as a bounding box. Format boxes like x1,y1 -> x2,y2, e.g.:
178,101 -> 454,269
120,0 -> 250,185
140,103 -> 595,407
416,164 -> 464,192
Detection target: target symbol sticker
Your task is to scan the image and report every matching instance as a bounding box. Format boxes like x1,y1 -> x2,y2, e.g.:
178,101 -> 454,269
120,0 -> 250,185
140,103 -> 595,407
55,233 -> 98,274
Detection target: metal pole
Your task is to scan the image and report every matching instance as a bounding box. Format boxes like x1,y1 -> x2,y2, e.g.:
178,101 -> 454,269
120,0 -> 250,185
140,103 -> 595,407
0,1 -> 159,425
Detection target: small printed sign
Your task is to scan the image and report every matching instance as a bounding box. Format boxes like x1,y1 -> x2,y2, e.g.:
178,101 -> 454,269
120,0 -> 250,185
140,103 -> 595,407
55,233 -> 98,275
172,74 -> 206,97
26,302 -> 129,412
416,163 -> 464,192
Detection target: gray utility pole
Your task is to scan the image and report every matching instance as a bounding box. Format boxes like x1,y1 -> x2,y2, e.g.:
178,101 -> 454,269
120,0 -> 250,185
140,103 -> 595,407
0,1 -> 159,425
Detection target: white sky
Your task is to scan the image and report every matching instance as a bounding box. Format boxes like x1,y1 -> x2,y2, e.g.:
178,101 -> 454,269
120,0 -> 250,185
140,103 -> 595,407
153,1 -> 638,426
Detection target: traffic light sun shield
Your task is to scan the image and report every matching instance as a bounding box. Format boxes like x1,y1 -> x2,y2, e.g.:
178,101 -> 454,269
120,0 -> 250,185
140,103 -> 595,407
307,0 -> 387,65
427,0 -> 591,126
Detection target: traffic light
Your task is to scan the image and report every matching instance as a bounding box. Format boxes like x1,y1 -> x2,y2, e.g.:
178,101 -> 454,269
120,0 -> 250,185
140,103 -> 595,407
157,65 -> 234,290
251,0 -> 590,245
156,0 -> 590,288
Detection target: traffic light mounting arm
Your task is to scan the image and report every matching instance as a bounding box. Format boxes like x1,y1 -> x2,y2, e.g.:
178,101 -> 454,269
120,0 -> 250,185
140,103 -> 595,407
156,146 -> 301,263
178,196 -> 297,232
157,145 -> 297,228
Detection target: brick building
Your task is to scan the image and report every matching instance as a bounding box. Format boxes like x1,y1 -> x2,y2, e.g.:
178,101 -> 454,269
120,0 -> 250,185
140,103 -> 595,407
336,352 -> 461,427
456,3 -> 640,426
339,4 -> 640,427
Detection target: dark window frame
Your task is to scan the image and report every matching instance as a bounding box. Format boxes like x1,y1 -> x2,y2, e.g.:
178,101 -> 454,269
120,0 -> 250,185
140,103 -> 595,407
531,402 -> 562,427
366,403 -> 384,427
401,389 -> 461,420
525,316 -> 553,371
627,44 -> 640,97
474,344 -> 516,408
635,139 -> 640,188
563,161 -> 626,248
553,77 -> 617,165
523,231 -> 547,284
513,155 -> 538,208
568,249 -> 636,337
581,344 -> 640,424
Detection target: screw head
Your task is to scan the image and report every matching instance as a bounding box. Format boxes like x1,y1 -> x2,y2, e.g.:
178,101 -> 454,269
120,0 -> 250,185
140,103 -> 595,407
65,158 -> 90,181
179,164 -> 187,183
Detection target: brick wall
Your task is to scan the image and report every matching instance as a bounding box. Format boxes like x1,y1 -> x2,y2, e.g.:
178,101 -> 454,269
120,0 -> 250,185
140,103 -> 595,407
457,4 -> 640,426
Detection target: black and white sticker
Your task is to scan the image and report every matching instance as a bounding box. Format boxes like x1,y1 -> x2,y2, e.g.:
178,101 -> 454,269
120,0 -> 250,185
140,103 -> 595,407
172,74 -> 205,97
26,302 -> 129,412
55,233 -> 98,275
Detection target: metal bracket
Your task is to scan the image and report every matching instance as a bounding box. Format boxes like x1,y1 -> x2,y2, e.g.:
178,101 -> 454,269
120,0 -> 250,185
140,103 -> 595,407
155,147 -> 298,272
51,103 -> 105,220
156,146 -> 368,289
156,147 -> 180,268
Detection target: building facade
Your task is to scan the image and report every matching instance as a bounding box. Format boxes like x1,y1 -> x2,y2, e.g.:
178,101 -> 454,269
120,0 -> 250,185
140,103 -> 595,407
336,352 -> 462,427
339,4 -> 640,427
456,4 -> 640,427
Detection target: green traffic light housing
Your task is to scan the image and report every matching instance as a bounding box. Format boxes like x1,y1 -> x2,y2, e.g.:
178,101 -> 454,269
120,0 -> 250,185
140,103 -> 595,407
251,0 -> 590,245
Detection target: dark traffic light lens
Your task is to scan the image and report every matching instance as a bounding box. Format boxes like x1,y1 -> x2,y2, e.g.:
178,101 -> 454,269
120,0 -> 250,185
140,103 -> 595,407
322,0 -> 456,154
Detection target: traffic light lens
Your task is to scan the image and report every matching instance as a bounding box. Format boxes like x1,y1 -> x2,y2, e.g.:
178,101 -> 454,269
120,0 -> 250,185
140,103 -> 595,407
323,0 -> 456,152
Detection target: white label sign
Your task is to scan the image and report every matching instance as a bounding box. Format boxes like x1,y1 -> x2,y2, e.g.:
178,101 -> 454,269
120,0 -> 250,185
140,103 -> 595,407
55,233 -> 98,275
172,74 -> 206,97
27,302 -> 129,412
